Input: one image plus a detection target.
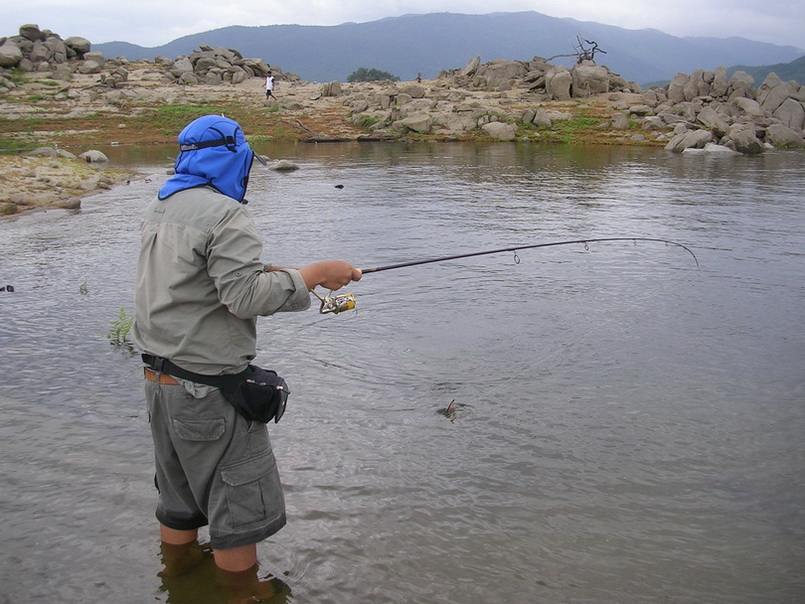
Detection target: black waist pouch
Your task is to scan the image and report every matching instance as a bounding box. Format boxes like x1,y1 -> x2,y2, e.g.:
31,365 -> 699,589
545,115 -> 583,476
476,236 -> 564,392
142,354 -> 289,423
219,365 -> 289,424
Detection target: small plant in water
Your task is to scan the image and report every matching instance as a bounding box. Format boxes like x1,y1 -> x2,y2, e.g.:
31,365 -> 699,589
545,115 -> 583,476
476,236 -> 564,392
108,307 -> 135,350
78,280 -> 89,295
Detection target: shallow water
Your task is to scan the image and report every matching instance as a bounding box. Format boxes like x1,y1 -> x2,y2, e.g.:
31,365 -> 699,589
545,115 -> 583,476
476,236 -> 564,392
1,142 -> 803,603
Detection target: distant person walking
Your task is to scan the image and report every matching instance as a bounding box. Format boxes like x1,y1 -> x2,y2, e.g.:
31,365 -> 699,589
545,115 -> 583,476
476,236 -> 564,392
265,71 -> 275,99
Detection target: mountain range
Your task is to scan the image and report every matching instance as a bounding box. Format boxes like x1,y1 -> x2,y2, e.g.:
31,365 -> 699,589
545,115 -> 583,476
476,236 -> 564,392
94,12 -> 804,85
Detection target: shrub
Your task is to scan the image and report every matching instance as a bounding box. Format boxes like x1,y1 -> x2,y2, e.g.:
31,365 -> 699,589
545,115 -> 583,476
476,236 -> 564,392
347,67 -> 400,83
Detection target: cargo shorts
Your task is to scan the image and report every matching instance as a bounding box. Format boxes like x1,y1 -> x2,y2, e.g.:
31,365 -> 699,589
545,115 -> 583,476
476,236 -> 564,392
145,378 -> 286,550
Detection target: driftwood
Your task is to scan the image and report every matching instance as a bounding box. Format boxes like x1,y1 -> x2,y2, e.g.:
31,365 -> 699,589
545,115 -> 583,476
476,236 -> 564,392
546,36 -> 607,64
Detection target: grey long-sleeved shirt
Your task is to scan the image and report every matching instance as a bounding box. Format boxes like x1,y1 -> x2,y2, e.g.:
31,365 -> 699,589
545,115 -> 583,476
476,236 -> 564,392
133,186 -> 311,375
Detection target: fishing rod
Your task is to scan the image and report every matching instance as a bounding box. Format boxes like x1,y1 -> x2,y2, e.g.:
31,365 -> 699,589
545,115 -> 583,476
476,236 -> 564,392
314,237 -> 699,314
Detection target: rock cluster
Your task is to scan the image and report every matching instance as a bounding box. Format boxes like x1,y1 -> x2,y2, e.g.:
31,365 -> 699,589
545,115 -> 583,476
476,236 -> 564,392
0,24 -> 273,91
439,56 -> 636,99
0,24 -> 104,86
338,56 -> 804,150
649,68 -> 805,153
154,45 -> 272,85
339,57 -> 640,139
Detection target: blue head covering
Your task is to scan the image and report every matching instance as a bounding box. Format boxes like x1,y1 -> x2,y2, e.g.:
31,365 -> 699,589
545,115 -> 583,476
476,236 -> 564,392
158,115 -> 265,203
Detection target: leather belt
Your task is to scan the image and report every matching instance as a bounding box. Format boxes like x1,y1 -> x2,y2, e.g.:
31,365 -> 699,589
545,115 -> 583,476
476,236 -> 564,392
144,367 -> 180,385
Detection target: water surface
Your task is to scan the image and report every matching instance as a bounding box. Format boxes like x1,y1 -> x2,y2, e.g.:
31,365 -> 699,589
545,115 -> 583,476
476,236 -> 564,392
1,142 -> 803,603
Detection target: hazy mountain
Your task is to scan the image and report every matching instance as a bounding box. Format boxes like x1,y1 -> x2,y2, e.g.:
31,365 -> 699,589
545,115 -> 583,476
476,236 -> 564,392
94,12 -> 804,85
727,55 -> 805,84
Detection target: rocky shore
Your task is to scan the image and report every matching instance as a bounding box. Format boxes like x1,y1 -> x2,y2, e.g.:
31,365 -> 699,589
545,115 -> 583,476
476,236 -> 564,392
1,23 -> 804,214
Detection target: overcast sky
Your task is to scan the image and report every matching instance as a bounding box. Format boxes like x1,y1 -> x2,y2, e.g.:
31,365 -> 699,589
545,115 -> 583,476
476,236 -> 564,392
5,0 -> 804,50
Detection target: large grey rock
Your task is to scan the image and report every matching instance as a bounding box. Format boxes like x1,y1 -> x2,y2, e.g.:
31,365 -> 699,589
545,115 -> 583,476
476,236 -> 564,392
667,73 -> 689,104
664,129 -> 714,152
77,60 -> 102,74
545,67 -> 572,101
533,108 -> 552,127
572,64 -> 609,97
611,113 -> 629,129
481,121 -> 517,140
683,69 -> 710,101
395,114 -> 433,133
772,98 -> 805,131
321,81 -> 342,97
29,40 -> 50,63
79,150 -> 109,163
0,41 -> 23,67
460,56 -> 481,77
19,24 -> 46,42
711,66 -> 729,97
757,73 -> 790,113
731,97 -> 764,117
64,36 -> 91,56
728,71 -> 754,99
765,123 -> 805,147
724,126 -> 764,154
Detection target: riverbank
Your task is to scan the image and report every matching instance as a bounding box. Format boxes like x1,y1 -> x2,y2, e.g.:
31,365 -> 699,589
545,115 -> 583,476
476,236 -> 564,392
0,61 -> 654,214
2,53 -> 803,214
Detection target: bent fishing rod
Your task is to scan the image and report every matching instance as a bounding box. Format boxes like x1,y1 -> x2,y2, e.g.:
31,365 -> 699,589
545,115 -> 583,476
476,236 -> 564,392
313,237 -> 699,314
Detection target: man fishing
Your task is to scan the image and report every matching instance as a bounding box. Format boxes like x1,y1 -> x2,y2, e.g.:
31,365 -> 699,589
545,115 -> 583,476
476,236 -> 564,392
133,114 -> 361,600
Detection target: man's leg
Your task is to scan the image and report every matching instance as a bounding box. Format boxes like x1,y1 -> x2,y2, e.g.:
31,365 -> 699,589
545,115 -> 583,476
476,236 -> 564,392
161,524 -> 198,545
215,544 -> 287,602
213,543 -> 256,571
158,524 -> 208,578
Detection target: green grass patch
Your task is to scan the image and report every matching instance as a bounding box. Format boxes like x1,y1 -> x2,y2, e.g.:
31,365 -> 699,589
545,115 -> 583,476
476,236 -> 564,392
0,134 -> 41,155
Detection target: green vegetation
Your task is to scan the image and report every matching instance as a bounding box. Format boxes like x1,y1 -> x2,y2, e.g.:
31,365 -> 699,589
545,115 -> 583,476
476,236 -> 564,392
353,114 -> 380,130
0,134 -> 41,155
147,103 -> 223,135
107,307 -> 135,348
347,67 -> 400,83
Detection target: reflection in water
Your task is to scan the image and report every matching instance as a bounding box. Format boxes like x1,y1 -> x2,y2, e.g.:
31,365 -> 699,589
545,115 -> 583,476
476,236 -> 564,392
158,541 -> 291,604
1,144 -> 804,604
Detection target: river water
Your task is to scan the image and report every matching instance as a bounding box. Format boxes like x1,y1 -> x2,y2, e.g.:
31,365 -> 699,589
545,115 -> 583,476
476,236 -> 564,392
1,142 -> 803,603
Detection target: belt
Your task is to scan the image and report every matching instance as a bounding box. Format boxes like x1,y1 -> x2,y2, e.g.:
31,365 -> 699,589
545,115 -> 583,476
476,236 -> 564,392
144,367 -> 180,385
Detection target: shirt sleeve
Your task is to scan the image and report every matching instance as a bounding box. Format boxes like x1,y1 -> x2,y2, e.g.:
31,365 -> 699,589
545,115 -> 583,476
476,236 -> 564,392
206,206 -> 311,318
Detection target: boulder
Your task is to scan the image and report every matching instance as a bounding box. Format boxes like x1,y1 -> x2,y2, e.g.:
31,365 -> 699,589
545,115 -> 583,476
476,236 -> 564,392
545,67 -> 572,101
0,41 -> 23,68
667,73 -> 689,104
321,81 -> 342,97
682,69 -> 710,101
710,66 -> 729,97
728,71 -> 754,99
395,114 -> 433,134
682,142 -> 739,155
533,108 -> 552,127
64,36 -> 90,56
269,160 -> 299,171
399,84 -> 426,98
481,121 -> 517,140
765,123 -> 805,147
772,98 -> 805,131
723,126 -> 764,154
460,56 -> 481,77
572,63 -> 609,97
757,73 -> 790,113
611,113 -> 629,129
731,97 -> 764,117
664,129 -> 714,152
79,150 -> 109,163
19,24 -> 46,42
